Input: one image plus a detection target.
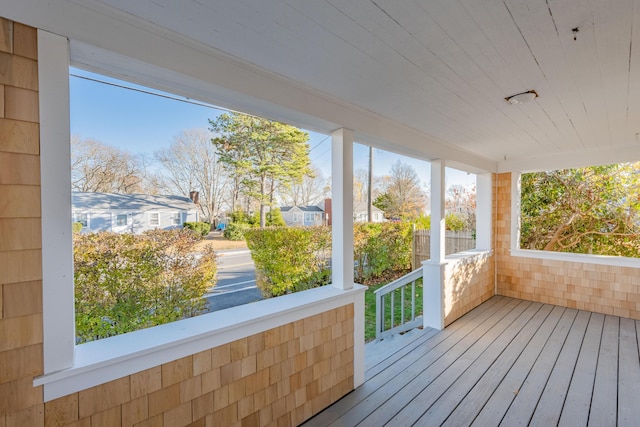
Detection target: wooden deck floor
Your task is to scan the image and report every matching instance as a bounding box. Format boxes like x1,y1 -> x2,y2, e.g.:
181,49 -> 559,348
302,296 -> 640,426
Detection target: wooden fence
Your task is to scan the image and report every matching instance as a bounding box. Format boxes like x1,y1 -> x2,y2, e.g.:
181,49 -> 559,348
412,229 -> 476,269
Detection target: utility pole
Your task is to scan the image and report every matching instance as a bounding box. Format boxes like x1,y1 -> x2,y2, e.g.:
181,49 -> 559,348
368,146 -> 373,222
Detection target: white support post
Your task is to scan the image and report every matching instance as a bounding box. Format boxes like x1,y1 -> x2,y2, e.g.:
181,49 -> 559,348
475,173 -> 493,251
423,159 -> 446,329
39,30 -> 76,373
331,128 -> 354,290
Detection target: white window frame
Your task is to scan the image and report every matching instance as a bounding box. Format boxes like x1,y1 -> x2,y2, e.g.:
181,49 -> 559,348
292,212 -> 302,223
510,171 -> 640,269
148,212 -> 160,226
74,212 -> 89,227
115,213 -> 127,226
37,31 -> 366,402
172,212 -> 182,225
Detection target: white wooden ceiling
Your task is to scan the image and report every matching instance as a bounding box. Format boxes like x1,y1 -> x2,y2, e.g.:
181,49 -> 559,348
7,0 -> 640,172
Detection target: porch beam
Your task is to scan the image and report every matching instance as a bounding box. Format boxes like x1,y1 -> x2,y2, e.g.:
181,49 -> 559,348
331,128 -> 354,290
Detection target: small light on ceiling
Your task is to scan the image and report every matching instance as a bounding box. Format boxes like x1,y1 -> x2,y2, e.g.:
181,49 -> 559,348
505,90 -> 538,105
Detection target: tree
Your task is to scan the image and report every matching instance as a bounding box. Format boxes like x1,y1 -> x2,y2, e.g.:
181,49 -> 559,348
71,136 -> 143,193
155,129 -> 228,222
375,161 -> 427,219
278,166 -> 326,206
210,113 -> 312,227
445,184 -> 476,231
520,163 -> 640,257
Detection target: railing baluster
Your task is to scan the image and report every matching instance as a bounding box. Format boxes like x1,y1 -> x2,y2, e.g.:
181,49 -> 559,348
390,291 -> 395,328
411,280 -> 416,320
401,286 -> 405,325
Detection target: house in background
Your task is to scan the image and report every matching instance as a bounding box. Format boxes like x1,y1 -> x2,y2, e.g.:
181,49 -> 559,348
280,199 -> 385,226
353,201 -> 384,223
279,204 -> 324,226
72,192 -> 199,234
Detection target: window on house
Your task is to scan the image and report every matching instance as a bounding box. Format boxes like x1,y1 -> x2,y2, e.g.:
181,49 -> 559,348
519,163 -> 640,258
148,212 -> 160,226
116,214 -> 127,226
293,212 -> 302,222
74,212 -> 88,227
172,212 -> 182,225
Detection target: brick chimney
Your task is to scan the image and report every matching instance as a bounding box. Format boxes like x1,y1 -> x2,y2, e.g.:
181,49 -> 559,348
324,198 -> 332,226
189,191 -> 200,205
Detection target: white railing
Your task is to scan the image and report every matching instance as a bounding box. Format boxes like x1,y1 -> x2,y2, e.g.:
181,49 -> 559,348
374,268 -> 423,341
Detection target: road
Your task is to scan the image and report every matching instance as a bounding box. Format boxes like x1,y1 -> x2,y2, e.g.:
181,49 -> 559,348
204,251 -> 262,312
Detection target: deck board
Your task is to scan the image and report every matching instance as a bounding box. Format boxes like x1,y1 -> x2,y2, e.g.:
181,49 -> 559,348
529,309 -> 591,427
588,315 -> 619,427
558,312 -> 604,427
618,319 -> 640,426
500,308 -> 578,426
471,305 -> 567,426
301,297 -> 640,427
407,301 -> 541,426
380,300 -> 534,426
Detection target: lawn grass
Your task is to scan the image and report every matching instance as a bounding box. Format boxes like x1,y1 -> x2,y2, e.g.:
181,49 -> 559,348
363,272 -> 423,342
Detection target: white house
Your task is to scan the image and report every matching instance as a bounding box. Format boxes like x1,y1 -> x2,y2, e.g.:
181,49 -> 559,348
279,205 -> 324,226
281,199 -> 384,226
353,201 -> 385,223
72,192 -> 199,233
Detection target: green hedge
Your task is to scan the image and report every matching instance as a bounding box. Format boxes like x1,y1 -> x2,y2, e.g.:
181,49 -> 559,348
183,221 -> 211,236
223,222 -> 252,241
72,222 -> 83,233
73,229 -> 216,343
353,222 -> 412,281
245,222 -> 413,297
245,226 -> 331,297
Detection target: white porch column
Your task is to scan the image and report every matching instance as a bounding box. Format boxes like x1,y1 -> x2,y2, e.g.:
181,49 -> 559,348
331,128 -> 354,290
423,159 -> 446,330
476,173 -> 493,251
331,129 -> 365,388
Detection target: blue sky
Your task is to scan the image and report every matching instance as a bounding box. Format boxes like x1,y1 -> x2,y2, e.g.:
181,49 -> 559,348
70,69 -> 475,189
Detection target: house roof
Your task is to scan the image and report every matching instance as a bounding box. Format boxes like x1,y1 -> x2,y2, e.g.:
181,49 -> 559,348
280,205 -> 324,213
354,202 -> 383,214
72,192 -> 196,211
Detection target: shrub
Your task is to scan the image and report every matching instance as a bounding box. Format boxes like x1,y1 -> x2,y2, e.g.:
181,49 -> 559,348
223,222 -> 252,241
73,229 -> 216,343
72,222 -> 83,233
183,221 -> 211,236
245,226 -> 331,297
353,222 -> 412,281
231,210 -> 255,225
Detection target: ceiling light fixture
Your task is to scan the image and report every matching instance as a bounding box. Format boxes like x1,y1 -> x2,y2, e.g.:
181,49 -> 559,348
505,90 -> 538,105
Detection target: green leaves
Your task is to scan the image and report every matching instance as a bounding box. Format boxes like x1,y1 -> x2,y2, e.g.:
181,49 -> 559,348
245,226 -> 331,297
246,223 -> 413,297
520,163 -> 640,257
74,229 -> 217,343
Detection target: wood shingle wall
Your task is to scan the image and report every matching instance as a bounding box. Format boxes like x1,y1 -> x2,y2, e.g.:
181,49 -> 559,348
44,307 -> 354,426
496,173 -> 640,319
0,17 -> 45,425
